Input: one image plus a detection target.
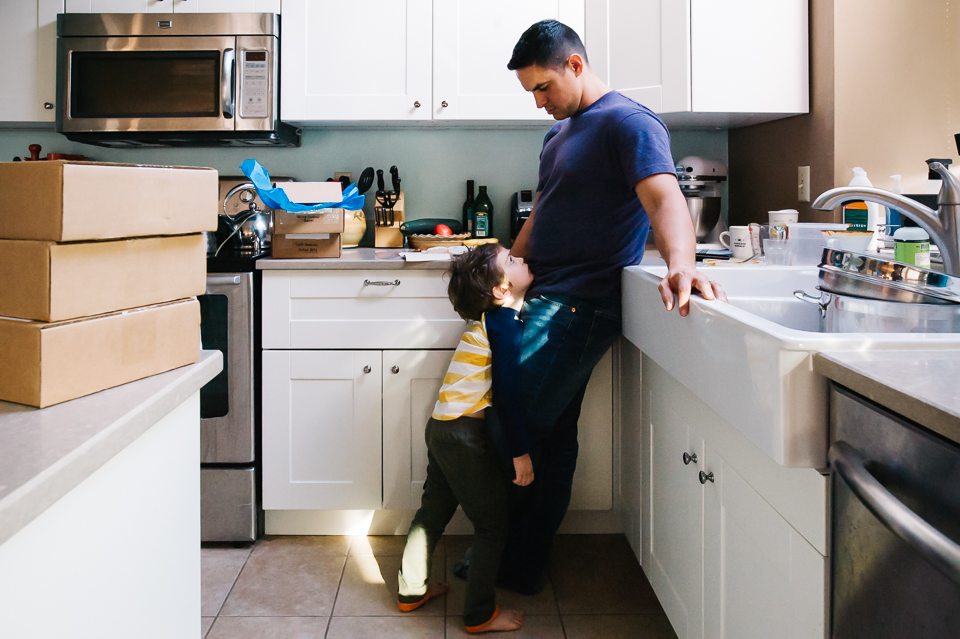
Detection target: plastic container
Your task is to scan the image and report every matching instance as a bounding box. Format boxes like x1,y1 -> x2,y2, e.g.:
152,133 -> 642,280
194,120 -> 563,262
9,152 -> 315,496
762,237 -> 828,266
886,174 -> 903,232
846,168 -> 880,233
894,226 -> 931,267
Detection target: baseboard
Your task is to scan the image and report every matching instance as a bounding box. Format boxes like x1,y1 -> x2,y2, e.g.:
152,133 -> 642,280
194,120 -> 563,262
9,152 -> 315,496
265,508 -> 624,536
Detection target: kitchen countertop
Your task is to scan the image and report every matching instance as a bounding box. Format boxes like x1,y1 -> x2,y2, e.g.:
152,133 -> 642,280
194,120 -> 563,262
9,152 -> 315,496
0,351 -> 222,547
257,247 -> 453,270
814,350 -> 960,446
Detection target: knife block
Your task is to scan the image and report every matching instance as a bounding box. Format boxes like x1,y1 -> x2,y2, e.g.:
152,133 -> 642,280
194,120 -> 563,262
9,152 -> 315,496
374,191 -> 405,248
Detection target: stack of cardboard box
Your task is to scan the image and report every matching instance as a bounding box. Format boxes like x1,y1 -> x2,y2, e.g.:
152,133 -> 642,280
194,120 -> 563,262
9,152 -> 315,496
271,182 -> 345,258
0,161 -> 219,408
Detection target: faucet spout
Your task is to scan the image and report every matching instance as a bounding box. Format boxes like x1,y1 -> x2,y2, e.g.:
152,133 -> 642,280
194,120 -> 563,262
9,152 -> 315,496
811,186 -> 959,276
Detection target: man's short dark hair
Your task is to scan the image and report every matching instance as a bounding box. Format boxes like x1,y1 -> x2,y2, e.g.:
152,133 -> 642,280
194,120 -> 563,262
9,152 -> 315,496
446,243 -> 504,321
507,20 -> 588,71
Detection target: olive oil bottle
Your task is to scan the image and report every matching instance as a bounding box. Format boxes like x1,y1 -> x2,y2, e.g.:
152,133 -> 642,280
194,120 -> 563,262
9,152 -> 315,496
473,185 -> 493,238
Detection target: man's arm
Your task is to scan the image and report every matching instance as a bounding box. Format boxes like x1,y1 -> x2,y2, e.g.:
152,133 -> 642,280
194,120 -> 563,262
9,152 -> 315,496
508,192 -> 539,258
637,173 -> 727,317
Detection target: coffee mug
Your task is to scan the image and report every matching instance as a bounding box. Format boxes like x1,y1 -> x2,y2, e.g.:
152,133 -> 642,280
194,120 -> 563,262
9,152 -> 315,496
719,225 -> 754,259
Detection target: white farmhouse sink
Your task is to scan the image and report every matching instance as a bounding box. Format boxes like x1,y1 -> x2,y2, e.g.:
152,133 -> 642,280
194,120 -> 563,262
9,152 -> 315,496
623,264 -> 960,468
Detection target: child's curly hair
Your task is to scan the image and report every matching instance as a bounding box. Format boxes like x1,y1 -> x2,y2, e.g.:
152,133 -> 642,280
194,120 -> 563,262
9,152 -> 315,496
446,244 -> 504,321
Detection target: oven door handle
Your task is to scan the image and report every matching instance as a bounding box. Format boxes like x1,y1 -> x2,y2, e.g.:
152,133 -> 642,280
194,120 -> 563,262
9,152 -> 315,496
222,48 -> 236,119
830,441 -> 960,586
207,275 -> 242,286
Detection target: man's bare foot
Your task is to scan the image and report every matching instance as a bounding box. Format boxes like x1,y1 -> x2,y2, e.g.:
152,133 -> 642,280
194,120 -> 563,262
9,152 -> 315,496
466,608 -> 524,633
397,582 -> 449,612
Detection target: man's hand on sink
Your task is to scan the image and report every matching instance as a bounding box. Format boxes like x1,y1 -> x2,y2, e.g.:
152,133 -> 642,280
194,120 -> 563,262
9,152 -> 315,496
659,266 -> 728,317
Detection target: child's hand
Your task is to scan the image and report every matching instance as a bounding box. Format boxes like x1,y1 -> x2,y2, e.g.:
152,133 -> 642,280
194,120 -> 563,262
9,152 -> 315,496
513,454 -> 534,486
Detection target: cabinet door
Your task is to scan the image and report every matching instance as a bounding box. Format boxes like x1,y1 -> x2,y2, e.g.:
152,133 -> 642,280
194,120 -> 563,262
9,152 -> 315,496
175,0 -> 280,12
702,447 -> 825,639
64,0 -> 166,12
596,0 -> 668,113
0,1 -> 61,122
690,0 -> 807,113
568,348 -> 613,510
262,350 -> 383,510
382,350 -> 454,510
432,0 -> 584,120
644,396 -> 704,639
281,0 -> 431,121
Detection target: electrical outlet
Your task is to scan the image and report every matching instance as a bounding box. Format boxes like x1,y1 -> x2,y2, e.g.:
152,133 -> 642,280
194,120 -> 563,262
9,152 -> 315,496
798,166 -> 811,202
334,171 -> 352,182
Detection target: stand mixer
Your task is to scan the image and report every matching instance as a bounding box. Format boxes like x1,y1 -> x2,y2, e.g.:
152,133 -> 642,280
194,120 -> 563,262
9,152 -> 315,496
676,156 -> 728,250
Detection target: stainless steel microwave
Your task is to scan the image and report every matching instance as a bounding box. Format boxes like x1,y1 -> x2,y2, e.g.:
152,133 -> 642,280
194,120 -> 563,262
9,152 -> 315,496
56,13 -> 299,147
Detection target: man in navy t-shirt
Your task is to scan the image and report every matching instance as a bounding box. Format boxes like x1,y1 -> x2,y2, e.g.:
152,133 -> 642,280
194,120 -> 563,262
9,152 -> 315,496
487,20 -> 727,594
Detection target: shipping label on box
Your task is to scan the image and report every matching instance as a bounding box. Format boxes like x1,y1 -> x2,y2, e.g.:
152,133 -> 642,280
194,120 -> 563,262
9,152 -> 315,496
0,160 -> 219,242
274,208 -> 345,234
272,233 -> 342,259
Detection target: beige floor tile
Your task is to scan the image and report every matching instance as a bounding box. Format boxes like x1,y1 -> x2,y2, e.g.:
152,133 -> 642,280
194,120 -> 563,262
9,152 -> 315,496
348,535 -> 409,557
219,539 -> 346,617
446,614 -> 564,638
444,545 -> 558,617
201,546 -> 253,616
206,616 -> 328,638
201,616 -> 215,638
549,535 -> 663,615
561,613 -> 678,639
327,616 -> 445,639
333,555 -> 446,617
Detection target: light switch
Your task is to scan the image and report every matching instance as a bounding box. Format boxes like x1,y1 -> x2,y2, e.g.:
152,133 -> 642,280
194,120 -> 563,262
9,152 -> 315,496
798,166 -> 811,202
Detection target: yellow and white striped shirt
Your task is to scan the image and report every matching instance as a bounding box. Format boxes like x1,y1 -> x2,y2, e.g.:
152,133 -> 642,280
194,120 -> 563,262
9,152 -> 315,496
431,319 -> 492,420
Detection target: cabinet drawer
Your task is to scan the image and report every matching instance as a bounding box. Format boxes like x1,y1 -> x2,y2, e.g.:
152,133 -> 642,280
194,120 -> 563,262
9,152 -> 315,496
263,270 -> 466,349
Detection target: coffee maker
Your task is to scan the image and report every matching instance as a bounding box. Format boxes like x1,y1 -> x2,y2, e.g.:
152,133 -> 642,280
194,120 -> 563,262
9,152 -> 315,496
510,190 -> 535,241
676,156 -> 727,248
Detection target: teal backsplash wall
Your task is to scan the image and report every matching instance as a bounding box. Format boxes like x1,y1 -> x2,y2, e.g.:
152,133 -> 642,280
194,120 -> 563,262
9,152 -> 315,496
0,125 -> 727,244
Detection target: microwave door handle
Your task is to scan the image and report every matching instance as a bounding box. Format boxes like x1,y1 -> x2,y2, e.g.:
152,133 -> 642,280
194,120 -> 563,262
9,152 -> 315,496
222,48 -> 236,119
830,441 -> 960,586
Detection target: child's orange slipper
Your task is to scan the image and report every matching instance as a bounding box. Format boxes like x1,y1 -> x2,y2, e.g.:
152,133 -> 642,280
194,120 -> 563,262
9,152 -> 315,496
465,606 -> 500,634
398,583 -> 448,612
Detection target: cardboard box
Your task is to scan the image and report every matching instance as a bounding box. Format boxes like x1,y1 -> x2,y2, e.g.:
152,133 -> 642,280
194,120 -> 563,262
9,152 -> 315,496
0,299 -> 200,408
273,181 -> 346,234
0,161 -> 218,242
0,234 -> 206,322
271,233 -> 342,259
274,208 -> 345,235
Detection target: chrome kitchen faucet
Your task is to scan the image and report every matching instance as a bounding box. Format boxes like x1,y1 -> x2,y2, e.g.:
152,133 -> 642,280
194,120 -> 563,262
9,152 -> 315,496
812,160 -> 960,276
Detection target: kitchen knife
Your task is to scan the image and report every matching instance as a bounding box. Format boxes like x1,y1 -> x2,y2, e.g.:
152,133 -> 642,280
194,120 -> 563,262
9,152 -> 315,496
376,169 -> 386,226
388,166 -> 400,226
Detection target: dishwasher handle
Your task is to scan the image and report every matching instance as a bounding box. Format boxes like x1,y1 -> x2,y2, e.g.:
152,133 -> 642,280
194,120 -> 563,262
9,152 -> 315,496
830,441 -> 960,586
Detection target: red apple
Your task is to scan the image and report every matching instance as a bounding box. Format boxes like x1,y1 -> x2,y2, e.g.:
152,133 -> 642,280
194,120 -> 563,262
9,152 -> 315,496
435,224 -> 453,236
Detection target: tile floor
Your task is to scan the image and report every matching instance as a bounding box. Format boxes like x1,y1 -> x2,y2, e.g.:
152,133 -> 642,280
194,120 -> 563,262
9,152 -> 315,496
201,533 -> 678,639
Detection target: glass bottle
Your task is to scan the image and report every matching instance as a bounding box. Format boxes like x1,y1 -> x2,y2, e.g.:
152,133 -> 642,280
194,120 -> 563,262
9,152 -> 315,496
474,185 -> 493,238
462,180 -> 475,237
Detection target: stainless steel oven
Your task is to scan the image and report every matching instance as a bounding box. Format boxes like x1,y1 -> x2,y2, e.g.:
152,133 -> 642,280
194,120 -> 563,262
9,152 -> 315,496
829,385 -> 960,637
200,272 -> 257,542
56,13 -> 298,147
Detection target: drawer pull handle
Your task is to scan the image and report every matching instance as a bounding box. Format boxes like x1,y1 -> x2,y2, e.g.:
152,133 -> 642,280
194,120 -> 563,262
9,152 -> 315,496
364,279 -> 401,287
683,452 -> 697,465
363,366 -> 372,374
391,365 -> 400,374
699,471 -> 715,485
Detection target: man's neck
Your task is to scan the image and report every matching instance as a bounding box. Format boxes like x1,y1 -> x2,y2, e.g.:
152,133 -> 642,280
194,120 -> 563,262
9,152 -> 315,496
577,71 -> 610,113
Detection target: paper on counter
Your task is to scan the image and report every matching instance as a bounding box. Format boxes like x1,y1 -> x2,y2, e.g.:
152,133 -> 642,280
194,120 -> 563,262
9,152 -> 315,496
399,251 -> 451,262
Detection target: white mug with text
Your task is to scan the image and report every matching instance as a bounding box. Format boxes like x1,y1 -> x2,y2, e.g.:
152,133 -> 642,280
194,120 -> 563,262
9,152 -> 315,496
719,226 -> 754,259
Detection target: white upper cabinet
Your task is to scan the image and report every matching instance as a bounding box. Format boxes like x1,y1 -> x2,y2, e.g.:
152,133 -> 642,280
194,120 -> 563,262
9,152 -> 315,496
588,0 -> 808,124
0,1 -> 61,122
432,0 -> 584,121
175,0 -> 281,12
281,0 -> 432,121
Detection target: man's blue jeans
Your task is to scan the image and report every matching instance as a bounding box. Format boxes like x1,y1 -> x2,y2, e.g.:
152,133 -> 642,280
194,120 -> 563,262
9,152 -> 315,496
488,293 -> 622,592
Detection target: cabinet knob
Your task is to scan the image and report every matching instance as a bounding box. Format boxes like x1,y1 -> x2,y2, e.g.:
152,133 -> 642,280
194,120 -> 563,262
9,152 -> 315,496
414,101 -> 421,108
391,365 -> 400,374
43,102 -> 54,110
699,470 -> 715,485
363,365 -> 371,374
441,101 -> 449,108
683,452 -> 697,465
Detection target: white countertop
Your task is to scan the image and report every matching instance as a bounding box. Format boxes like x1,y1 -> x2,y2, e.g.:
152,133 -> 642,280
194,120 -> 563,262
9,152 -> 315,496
0,351 -> 222,546
257,247 -> 453,270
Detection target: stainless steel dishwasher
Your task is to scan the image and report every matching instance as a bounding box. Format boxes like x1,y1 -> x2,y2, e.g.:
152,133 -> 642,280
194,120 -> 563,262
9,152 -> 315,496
829,385 -> 960,637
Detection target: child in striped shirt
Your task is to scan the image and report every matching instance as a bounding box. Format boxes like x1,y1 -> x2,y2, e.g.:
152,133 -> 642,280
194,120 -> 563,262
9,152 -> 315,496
397,243 -> 533,634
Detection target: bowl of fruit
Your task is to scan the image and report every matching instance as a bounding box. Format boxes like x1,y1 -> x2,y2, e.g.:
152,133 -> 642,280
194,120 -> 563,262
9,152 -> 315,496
401,218 -> 471,249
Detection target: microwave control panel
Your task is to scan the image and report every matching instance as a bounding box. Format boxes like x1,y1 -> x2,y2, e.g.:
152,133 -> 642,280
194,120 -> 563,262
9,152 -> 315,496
240,50 -> 269,119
